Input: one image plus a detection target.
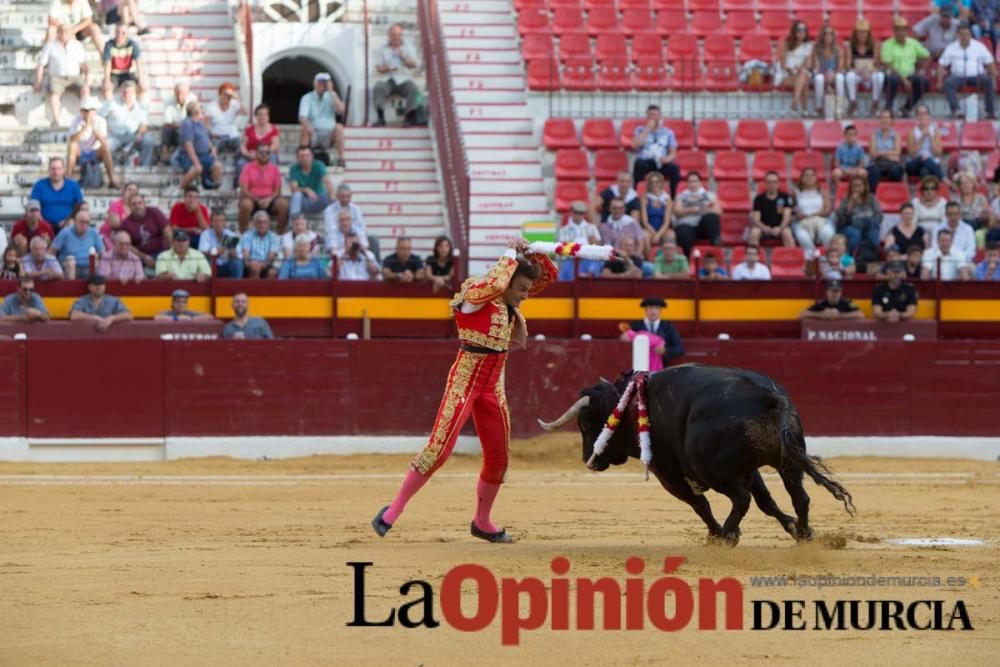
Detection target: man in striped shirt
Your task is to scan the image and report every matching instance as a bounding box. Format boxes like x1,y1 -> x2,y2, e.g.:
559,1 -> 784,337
238,211 -> 281,279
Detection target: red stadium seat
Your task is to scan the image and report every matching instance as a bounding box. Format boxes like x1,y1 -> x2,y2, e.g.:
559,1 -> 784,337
729,245 -> 747,267
543,118 -> 580,150
582,118 -> 619,150
772,120 -> 808,151
794,10 -> 824,35
522,33 -> 555,61
696,118 -> 732,149
734,119 -> 770,150
550,0 -> 584,7
960,121 -> 996,150
666,33 -> 698,62
721,214 -> 748,246
690,11 -> 721,37
670,58 -> 704,90
656,10 -> 687,36
562,57 -> 598,90
632,33 -> 664,61
703,32 -> 736,65
676,149 -> 709,176
587,7 -> 622,36
790,150 -> 826,181
554,149 -> 591,180
899,0 -> 930,9
585,0 -> 615,7
555,181 -> 589,212
724,10 -> 757,38
515,0 -> 548,9
654,0 -> 685,8
828,12 -> 858,39
738,31 -> 774,65
825,0 -> 856,10
752,150 -> 788,181
634,58 -> 670,89
688,0 -> 720,9
938,121 -> 960,151
552,8 -> 586,35
712,150 -> 747,180
810,120 -> 843,151
594,149 -> 629,179
705,61 -> 739,90
664,118 -> 695,149
620,118 -> 646,147
597,60 -> 636,90
527,59 -> 561,90
595,33 -> 628,61
558,34 -> 593,61
619,0 -> 653,8
852,119 -> 879,146
867,12 -> 894,40
758,0 -> 790,9
770,247 -> 806,277
759,11 -> 791,40
791,0 -> 822,9
717,180 -> 752,212
622,9 -> 656,36
863,0 -> 893,11
875,182 -> 911,213
517,9 -> 551,36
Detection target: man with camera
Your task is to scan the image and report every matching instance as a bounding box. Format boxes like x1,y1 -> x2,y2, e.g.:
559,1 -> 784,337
298,72 -> 346,168
338,231 -> 380,281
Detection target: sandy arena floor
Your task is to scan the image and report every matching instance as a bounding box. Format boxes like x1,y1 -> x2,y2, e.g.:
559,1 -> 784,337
0,434 -> 997,665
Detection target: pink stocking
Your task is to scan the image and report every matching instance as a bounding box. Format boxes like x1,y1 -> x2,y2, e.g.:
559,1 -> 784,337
382,469 -> 430,525
473,479 -> 502,533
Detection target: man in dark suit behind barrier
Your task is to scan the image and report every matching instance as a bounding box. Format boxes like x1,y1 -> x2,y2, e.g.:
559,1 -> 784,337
623,296 -> 684,366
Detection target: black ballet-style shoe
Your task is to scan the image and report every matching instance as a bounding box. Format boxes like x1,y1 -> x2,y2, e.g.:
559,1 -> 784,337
372,506 -> 392,537
470,521 -> 513,544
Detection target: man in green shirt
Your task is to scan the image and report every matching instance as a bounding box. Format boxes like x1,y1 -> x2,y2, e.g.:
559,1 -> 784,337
154,230 -> 212,282
880,16 -> 930,116
654,241 -> 690,279
288,145 -> 335,219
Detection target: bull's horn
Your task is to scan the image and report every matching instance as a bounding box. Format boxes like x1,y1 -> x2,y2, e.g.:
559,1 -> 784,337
537,396 -> 590,431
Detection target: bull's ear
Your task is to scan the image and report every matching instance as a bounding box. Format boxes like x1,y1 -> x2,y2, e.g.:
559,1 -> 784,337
598,377 -> 620,398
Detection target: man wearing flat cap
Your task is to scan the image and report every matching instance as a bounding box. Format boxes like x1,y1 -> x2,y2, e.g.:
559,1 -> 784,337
799,280 -> 864,320
299,72 -> 346,168
556,199 -> 602,280
154,289 -> 214,322
622,296 -> 684,365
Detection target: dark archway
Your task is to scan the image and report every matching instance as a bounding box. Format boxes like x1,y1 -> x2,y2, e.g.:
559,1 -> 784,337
261,56 -> 347,124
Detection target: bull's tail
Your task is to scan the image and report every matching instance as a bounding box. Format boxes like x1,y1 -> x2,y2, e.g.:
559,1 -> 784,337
777,397 -> 856,516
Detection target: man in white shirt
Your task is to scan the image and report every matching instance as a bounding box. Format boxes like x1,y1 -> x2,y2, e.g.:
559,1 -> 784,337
557,200 -> 602,280
66,97 -> 117,188
100,81 -> 154,166
280,215 -> 320,259
731,245 -> 772,280
323,184 -> 368,248
204,82 -> 244,153
924,228 -> 973,280
372,24 -> 422,127
33,24 -> 89,126
47,0 -> 104,57
160,82 -> 198,164
933,201 -> 977,261
338,231 -> 380,281
324,208 -> 361,257
938,21 -> 996,119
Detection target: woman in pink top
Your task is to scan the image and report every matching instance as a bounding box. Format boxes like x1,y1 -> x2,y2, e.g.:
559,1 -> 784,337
235,103 -> 280,186
100,181 -> 137,249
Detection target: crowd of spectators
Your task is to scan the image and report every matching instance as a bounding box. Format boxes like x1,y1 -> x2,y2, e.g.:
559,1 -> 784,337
772,8 -> 996,119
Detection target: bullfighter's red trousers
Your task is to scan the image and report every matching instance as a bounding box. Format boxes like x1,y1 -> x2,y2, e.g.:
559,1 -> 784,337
411,350 -> 510,484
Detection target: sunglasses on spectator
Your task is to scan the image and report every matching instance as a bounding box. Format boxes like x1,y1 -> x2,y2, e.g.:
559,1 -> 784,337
922,186 -> 937,191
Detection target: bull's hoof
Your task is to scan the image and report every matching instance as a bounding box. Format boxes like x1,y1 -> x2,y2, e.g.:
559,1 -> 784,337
708,530 -> 740,547
795,525 -> 814,542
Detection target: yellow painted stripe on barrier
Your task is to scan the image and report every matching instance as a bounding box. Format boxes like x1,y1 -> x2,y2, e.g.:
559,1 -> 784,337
46,296 -> 211,319
337,297 -> 452,320
701,298 -> 938,321
940,299 -> 1000,322
578,298 -> 696,321
216,297 -> 332,319
520,298 -> 574,319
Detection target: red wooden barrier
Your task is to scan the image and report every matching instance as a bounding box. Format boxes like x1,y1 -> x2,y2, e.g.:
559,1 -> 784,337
7,340 -> 1000,440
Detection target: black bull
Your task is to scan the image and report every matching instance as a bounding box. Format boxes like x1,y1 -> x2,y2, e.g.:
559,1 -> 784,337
538,365 -> 855,545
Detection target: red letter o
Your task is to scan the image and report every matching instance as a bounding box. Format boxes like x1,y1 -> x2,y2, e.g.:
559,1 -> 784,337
440,564 -> 499,632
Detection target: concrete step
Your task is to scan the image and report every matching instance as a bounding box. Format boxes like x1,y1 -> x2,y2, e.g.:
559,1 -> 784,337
144,62 -> 240,77
449,63 -> 523,76
344,148 -> 435,161
456,104 -> 530,120
468,163 -> 542,180
344,136 -> 432,150
463,133 -> 535,149
451,76 -> 524,91
469,229 -> 527,247
460,119 -> 533,134
466,147 -> 537,163
470,179 -> 544,196
364,202 -> 443,216
452,89 -> 526,104
471,194 -> 547,214
147,26 -> 233,41
442,25 -> 516,39
140,51 -> 240,64
441,13 -> 514,26
443,37 -> 518,50
347,159 -> 437,171
447,49 -> 521,65
144,11 -> 231,28
441,0 -> 511,11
